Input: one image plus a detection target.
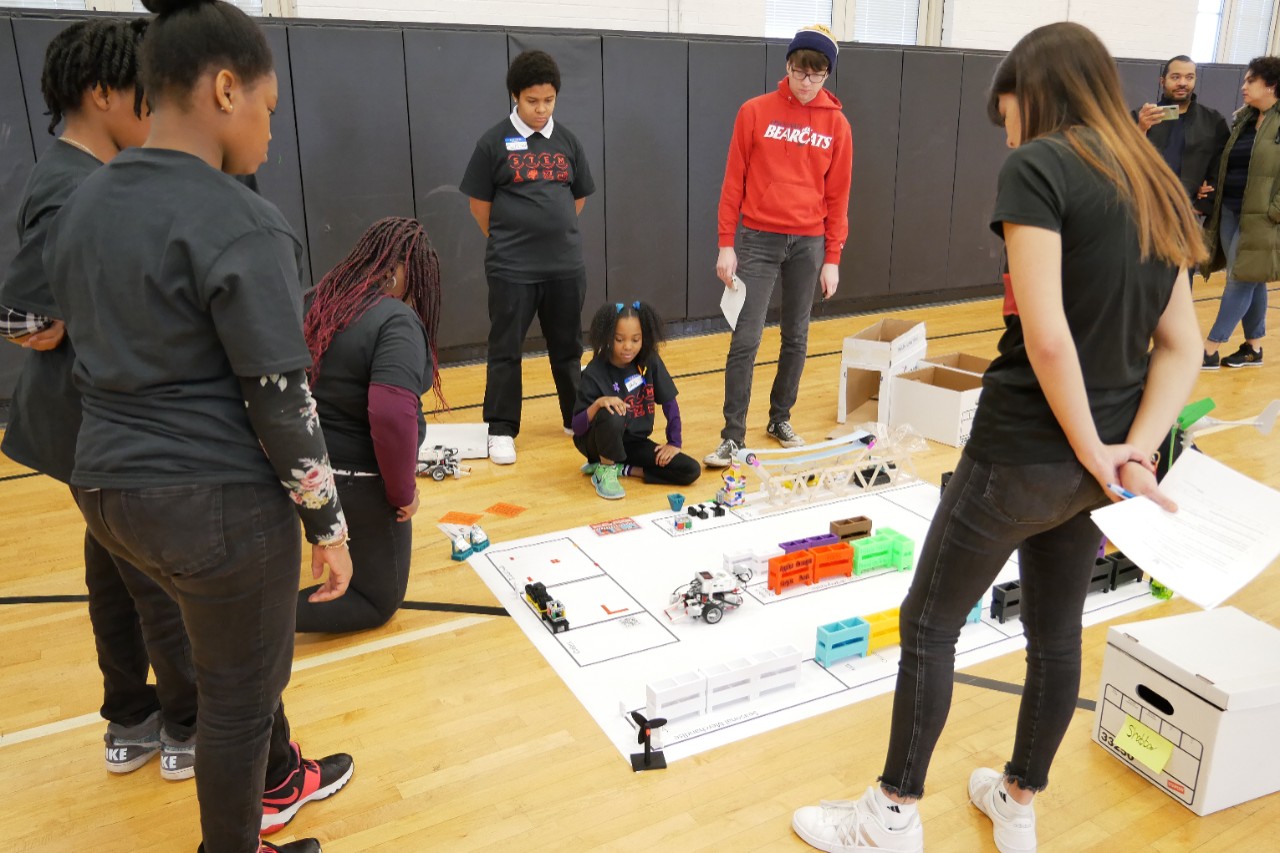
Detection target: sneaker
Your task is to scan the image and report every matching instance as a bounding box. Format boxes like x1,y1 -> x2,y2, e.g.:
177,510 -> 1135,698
580,462 -> 597,476
104,710 -> 161,774
563,426 -> 574,437
703,438 -> 740,469
592,463 -> 626,500
969,768 -> 1037,853
159,729 -> 196,781
1222,343 -> 1263,368
1202,350 -> 1220,371
261,742 -> 354,835
791,787 -> 924,852
767,420 -> 806,447
488,435 -> 516,465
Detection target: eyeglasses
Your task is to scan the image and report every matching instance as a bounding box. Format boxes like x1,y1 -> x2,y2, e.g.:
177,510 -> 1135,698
788,67 -> 829,84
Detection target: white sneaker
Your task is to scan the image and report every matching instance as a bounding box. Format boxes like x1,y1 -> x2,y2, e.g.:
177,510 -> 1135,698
488,435 -> 516,465
969,768 -> 1037,853
791,788 -> 924,852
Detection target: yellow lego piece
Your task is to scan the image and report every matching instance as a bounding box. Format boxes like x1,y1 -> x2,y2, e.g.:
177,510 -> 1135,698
865,607 -> 901,653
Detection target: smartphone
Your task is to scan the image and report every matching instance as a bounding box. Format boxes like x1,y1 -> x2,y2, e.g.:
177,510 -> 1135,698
1160,104 -> 1180,122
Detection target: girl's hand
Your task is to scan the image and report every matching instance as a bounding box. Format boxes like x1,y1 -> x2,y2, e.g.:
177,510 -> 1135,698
596,396 -> 627,416
655,444 -> 679,466
1118,458 -> 1178,512
1083,443 -> 1154,501
397,490 -> 420,522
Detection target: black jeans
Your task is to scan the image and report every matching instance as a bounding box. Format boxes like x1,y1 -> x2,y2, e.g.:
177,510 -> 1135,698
76,482 -> 299,853
296,475 -> 411,633
879,452 -> 1107,797
722,227 -> 824,443
483,273 -> 586,437
80,502 -> 197,739
574,410 -> 701,486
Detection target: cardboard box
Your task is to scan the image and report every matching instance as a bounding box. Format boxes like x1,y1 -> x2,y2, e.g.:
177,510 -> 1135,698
840,319 -> 927,370
1093,607 -> 1280,815
836,319 -> 927,424
920,351 -> 991,376
887,366 -> 983,446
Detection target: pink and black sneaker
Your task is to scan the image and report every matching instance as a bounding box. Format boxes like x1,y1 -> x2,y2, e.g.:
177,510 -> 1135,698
261,742 -> 354,835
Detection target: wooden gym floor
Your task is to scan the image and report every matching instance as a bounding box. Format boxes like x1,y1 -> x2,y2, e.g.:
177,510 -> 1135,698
0,279 -> 1277,852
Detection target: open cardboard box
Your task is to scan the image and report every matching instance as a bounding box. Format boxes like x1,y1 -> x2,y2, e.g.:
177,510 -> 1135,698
888,365 -> 983,446
920,351 -> 991,376
840,318 -> 927,371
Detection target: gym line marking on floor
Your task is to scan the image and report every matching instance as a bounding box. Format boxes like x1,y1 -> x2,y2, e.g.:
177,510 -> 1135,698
0,614 -> 491,749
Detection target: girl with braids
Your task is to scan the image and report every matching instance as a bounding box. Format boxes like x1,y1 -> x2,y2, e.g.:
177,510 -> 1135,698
572,301 -> 700,500
0,19 -> 201,782
295,216 -> 443,633
791,23 -> 1203,853
43,1 -> 353,851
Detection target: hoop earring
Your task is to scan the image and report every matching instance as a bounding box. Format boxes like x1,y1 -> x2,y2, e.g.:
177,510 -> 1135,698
389,274 -> 398,292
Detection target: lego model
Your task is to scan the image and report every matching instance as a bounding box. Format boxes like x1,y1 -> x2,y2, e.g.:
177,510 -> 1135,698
940,470 -> 953,497
673,516 -> 693,532
716,461 -> 748,507
416,445 -> 471,481
1150,579 -> 1174,600
469,524 -> 489,552
687,500 -> 727,520
667,493 -> 685,512
524,581 -> 570,633
643,646 -> 802,721
991,580 -> 1021,623
664,568 -> 747,624
852,528 -> 914,575
439,522 -> 490,561
628,710 -> 667,771
816,616 -> 870,668
966,599 -> 983,624
830,515 -> 873,541
865,607 -> 900,653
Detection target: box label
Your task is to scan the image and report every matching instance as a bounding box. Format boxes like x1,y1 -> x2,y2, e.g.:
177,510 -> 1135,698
1115,714 -> 1175,773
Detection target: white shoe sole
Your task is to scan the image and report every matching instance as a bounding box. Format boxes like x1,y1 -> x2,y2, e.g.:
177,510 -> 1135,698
261,760 -> 354,834
105,747 -> 160,774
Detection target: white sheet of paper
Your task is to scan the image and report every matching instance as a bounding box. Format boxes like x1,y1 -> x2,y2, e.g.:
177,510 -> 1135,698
1091,451 -> 1280,609
721,276 -> 747,330
420,422 -> 489,459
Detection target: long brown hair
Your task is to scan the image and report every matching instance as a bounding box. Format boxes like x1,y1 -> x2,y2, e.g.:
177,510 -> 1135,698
987,22 -> 1207,268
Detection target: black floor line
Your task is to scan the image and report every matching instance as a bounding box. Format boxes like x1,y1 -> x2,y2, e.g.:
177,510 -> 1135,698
955,671 -> 1097,712
0,594 -> 90,605
0,472 -> 39,483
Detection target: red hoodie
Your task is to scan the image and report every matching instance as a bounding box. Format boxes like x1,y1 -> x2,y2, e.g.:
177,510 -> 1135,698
718,79 -> 853,264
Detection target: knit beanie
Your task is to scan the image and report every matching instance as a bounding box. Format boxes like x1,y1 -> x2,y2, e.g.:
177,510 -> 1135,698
787,24 -> 838,73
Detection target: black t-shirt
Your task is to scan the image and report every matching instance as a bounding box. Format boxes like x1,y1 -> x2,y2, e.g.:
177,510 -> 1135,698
311,295 -> 430,472
0,141 -> 100,482
459,117 -> 595,283
43,148 -> 311,488
966,133 -> 1178,464
573,352 -> 677,441
1223,121 -> 1257,213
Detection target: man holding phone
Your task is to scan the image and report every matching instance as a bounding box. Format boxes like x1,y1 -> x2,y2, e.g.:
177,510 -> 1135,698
1135,55 -> 1229,207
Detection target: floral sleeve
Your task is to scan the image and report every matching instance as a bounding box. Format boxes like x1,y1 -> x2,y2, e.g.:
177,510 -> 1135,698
238,370 -> 348,545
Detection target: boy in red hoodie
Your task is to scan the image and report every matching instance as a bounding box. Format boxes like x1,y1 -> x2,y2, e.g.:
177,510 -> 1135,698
704,24 -> 853,467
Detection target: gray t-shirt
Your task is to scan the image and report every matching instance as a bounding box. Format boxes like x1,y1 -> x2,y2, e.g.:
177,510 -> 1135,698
43,148 -> 311,488
460,117 -> 595,283
0,141 -> 99,482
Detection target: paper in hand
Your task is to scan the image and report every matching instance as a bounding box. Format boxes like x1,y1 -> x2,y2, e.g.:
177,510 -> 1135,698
721,275 -> 746,330
1090,450 -> 1280,609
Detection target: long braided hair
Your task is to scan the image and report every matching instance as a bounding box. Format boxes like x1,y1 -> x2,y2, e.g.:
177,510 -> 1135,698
41,18 -> 149,136
304,217 -> 445,410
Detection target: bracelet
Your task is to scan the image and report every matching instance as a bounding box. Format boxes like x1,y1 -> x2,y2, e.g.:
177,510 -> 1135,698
317,530 -> 351,549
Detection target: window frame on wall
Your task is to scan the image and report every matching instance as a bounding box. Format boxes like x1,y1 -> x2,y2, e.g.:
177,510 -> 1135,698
1216,0 -> 1280,63
765,0 -> 835,40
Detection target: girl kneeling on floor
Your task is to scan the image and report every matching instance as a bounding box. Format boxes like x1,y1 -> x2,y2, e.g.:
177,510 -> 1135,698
572,301 -> 700,499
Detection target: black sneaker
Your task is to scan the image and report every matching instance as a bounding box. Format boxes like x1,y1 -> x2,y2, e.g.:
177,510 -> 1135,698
766,420 -> 805,447
1202,350 -> 1220,371
104,710 -> 161,774
261,742 -> 354,835
1222,343 -> 1263,368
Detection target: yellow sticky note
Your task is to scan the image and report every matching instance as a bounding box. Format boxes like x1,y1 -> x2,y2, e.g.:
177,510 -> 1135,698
1114,715 -> 1175,773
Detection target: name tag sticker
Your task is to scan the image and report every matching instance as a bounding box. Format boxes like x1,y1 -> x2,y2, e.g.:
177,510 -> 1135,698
1114,715 -> 1175,773
504,136 -> 529,151
624,374 -> 645,393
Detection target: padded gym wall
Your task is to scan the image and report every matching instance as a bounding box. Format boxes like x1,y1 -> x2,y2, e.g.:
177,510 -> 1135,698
404,28 -> 508,351
946,52 -> 1007,291
602,35 -> 688,321
257,25 -> 312,288
890,50 -> 964,295
290,24 -> 416,282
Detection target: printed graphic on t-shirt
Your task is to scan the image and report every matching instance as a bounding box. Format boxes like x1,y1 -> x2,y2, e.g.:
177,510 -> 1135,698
507,151 -> 571,184
613,371 -> 654,419
762,123 -> 833,149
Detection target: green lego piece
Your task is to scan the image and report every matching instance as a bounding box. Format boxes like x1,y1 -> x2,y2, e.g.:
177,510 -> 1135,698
1150,580 -> 1174,600
1176,398 -> 1215,431
853,527 -> 915,575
